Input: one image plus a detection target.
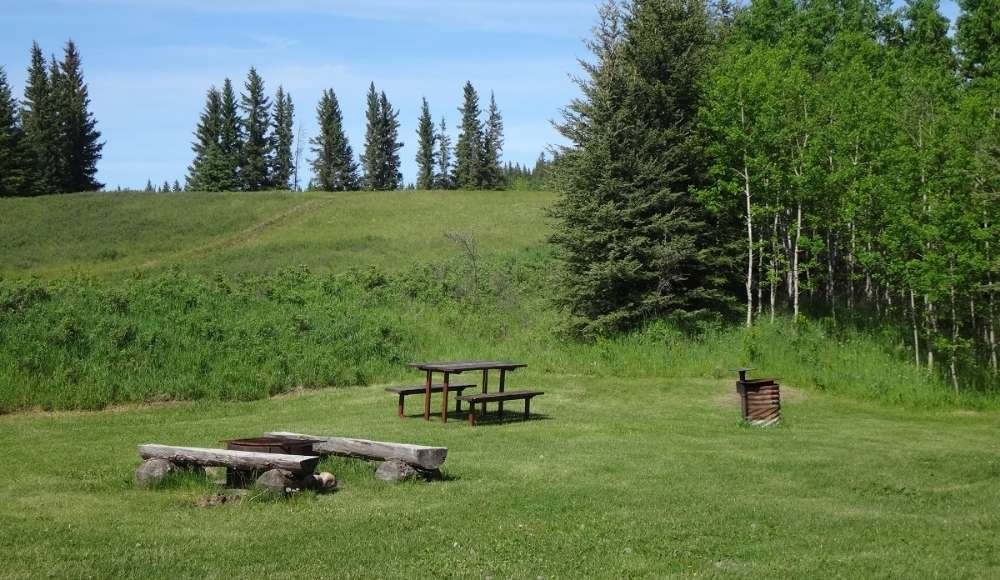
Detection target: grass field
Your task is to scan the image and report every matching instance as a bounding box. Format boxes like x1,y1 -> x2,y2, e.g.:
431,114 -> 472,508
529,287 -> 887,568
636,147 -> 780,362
0,190 -> 554,278
1,377 -> 997,578
1,190 -> 998,577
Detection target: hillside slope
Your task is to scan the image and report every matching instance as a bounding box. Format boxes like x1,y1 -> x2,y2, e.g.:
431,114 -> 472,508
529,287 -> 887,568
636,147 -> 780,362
0,190 -> 555,278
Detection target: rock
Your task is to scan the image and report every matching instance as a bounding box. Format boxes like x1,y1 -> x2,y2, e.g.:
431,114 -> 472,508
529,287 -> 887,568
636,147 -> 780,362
254,469 -> 298,494
307,471 -> 337,492
375,459 -> 419,483
135,458 -> 176,488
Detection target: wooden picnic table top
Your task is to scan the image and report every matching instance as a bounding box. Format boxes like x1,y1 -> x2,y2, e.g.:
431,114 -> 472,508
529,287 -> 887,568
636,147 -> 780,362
407,360 -> 527,373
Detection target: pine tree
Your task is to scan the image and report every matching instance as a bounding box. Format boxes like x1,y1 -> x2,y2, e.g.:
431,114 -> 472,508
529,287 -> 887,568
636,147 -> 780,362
186,86 -> 222,190
0,66 -> 29,196
480,91 -> 505,189
240,67 -> 272,191
218,78 -> 242,189
21,42 -> 57,195
454,81 -> 483,189
379,91 -> 403,190
361,83 -> 383,190
551,0 -> 725,335
144,179 -> 154,192
172,180 -> 181,192
415,97 -> 436,190
160,180 -> 169,193
52,40 -> 103,192
270,86 -> 294,190
194,143 -> 238,192
435,116 -> 453,189
310,88 -> 359,191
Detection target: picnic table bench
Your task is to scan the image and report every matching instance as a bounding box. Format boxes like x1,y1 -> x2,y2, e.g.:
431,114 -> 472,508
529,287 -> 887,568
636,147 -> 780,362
456,390 -> 544,426
405,360 -> 535,423
385,383 -> 477,417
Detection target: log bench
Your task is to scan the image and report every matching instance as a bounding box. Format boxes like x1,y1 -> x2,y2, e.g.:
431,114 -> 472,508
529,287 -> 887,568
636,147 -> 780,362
137,444 -> 321,488
455,390 -> 544,426
385,383 -> 476,417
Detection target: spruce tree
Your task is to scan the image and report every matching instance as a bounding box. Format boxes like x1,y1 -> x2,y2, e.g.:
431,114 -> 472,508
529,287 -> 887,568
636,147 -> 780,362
361,83 -> 383,190
0,66 -> 29,196
453,81 -> 483,189
21,42 -> 57,195
551,0 -> 724,334
172,180 -> 181,192
480,91 -> 505,189
52,40 -> 103,192
186,86 -> 222,190
435,116 -> 453,189
310,88 -> 358,191
144,179 -> 154,192
270,86 -> 294,190
379,91 -> 403,190
415,97 -> 436,190
218,78 -> 242,190
240,67 -> 272,191
194,143 -> 238,192
160,180 -> 169,193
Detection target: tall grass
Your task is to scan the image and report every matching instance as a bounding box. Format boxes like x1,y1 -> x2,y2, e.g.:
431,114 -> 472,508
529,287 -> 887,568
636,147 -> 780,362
1,252 -> 992,413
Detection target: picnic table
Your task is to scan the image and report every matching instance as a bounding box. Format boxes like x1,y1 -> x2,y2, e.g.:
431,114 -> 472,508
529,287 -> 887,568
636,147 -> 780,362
407,360 -> 527,422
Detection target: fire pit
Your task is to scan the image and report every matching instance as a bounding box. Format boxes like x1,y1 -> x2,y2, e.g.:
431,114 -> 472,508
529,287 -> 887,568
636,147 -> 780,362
223,437 -> 319,487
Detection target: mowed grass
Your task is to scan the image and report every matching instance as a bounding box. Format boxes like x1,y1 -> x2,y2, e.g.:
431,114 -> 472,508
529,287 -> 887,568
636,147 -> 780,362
0,190 -> 554,277
0,376 -> 997,578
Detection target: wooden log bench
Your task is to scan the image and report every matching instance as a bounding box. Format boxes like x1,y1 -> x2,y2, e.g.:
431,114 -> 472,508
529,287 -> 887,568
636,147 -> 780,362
455,390 -> 544,426
266,431 -> 448,471
385,383 -> 476,417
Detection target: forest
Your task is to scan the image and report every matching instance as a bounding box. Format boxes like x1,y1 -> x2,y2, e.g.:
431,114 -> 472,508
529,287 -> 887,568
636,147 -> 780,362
551,0 -> 998,392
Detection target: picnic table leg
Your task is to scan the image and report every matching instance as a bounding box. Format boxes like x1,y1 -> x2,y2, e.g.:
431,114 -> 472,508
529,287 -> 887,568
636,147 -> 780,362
423,370 -> 432,421
498,369 -> 506,418
397,394 -> 405,418
524,396 -> 531,420
441,372 -> 450,422
481,370 -> 489,417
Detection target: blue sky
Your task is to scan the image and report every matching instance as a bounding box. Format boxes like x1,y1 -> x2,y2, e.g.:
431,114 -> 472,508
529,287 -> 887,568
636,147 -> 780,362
2,0 -> 960,190
2,0 -> 598,189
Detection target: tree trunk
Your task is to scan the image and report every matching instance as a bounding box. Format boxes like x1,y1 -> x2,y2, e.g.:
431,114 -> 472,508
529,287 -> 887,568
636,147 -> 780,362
827,228 -> 836,317
137,444 -> 319,474
770,212 -> 778,323
910,289 -> 920,366
793,202 -> 802,320
847,223 -> 856,311
949,283 -> 959,393
925,296 -> 936,372
267,432 -> 448,470
743,163 -> 754,327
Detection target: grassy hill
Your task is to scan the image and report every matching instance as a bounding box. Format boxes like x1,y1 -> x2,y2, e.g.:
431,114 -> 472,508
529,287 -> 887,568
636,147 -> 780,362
0,190 -> 554,278
1,190 -> 998,577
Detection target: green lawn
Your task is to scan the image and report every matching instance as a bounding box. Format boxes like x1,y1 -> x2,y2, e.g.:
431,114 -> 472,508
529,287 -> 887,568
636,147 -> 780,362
1,376 -> 997,578
0,190 -> 554,278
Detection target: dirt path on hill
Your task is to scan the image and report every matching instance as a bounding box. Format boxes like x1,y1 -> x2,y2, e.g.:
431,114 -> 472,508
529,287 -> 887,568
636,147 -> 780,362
132,196 -> 333,271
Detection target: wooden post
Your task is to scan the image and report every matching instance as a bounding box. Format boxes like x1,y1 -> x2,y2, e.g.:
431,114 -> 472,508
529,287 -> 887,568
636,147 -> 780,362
441,372 -> 450,422
397,394 -> 405,418
524,396 -> 530,420
423,369 -> 432,421
498,369 -> 506,417
481,369 -> 489,416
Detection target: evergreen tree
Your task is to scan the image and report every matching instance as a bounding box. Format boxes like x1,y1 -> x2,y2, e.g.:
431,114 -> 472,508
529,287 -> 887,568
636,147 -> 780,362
194,143 -> 238,192
0,66 -> 29,196
218,78 -> 242,189
551,0 -> 724,335
240,67 -> 272,191
379,91 -> 403,190
144,179 -> 154,192
172,180 -> 181,192
310,88 -> 359,191
435,116 -> 453,189
270,85 -> 294,190
480,91 -> 505,189
453,81 -> 483,189
160,180 -> 169,193
361,83 -> 383,190
21,42 -> 57,195
415,97 -> 436,190
52,40 -> 103,192
186,86 -> 222,190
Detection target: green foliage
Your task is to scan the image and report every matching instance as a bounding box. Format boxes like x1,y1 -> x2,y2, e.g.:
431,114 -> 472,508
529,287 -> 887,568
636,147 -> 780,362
435,116 -> 452,189
239,67 -> 272,191
20,43 -> 59,195
309,88 -> 358,191
186,86 -> 222,191
552,0 -> 729,336
361,84 -> 403,191
51,40 -> 103,192
0,66 -> 30,196
453,81 -> 482,189
415,97 -> 436,190
479,92 -> 504,189
270,86 -> 295,190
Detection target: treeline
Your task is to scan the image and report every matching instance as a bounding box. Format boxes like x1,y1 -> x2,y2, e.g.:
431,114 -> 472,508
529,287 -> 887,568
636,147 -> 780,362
553,0 -> 998,390
188,72 -> 509,192
0,40 -> 103,196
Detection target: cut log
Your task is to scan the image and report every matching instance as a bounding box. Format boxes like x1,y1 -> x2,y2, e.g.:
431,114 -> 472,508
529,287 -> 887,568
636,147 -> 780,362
137,444 -> 319,474
266,432 -> 447,470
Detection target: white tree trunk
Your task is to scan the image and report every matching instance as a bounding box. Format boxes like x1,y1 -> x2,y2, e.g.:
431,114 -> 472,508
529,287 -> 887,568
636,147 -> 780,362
910,289 -> 920,366
793,202 -> 802,319
744,163 -> 754,327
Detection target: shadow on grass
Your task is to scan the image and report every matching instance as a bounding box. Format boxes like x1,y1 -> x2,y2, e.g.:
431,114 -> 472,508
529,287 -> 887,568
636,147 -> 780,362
397,408 -> 553,426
